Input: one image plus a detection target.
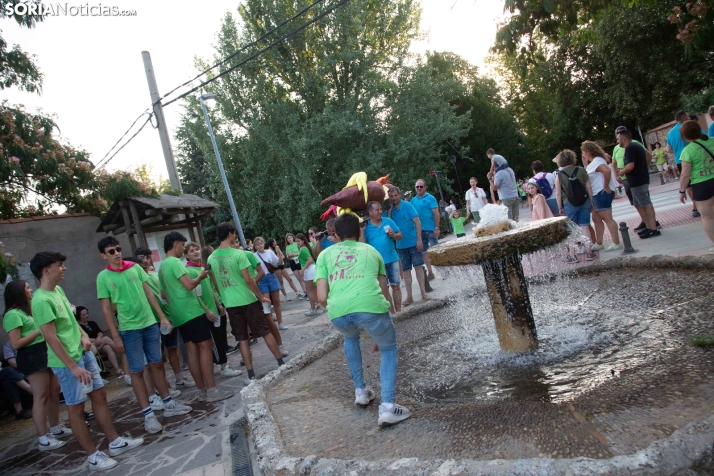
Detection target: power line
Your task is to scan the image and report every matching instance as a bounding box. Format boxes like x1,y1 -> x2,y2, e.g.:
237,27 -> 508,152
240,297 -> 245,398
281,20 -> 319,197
95,110 -> 150,167
163,0 -> 351,108
157,0 -> 327,107
96,115 -> 152,169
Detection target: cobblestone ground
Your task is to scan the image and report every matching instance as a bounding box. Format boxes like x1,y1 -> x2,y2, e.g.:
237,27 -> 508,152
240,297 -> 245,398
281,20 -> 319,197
267,268 -> 714,461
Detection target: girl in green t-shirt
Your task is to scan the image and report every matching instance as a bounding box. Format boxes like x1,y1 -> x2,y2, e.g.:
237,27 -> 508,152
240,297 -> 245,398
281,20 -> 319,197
284,233 -> 307,299
3,280 -> 68,450
296,233 -> 321,316
678,121 -> 714,247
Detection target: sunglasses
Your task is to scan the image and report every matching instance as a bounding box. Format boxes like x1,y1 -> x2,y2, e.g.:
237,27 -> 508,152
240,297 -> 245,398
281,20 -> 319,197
415,185 -> 425,189
105,246 -> 122,255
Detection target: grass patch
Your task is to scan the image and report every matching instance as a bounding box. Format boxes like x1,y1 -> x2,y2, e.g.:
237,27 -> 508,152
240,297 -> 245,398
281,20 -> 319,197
690,335 -> 714,347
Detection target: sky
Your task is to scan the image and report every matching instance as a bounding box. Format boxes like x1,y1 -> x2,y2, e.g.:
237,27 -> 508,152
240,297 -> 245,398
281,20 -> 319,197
3,0 -> 508,181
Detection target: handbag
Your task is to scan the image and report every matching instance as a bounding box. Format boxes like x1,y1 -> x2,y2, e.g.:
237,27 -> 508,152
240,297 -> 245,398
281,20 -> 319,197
257,252 -> 279,274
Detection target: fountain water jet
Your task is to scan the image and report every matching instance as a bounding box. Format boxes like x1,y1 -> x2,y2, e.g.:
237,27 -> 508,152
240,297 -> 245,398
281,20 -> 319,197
427,216 -> 571,352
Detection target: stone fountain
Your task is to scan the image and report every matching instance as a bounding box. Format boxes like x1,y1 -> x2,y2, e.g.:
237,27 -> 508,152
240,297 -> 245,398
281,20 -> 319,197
427,215 -> 571,352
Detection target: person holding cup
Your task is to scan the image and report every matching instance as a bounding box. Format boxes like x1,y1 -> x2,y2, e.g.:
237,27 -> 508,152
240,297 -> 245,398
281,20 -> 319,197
31,251 -> 144,470
362,200 -> 403,313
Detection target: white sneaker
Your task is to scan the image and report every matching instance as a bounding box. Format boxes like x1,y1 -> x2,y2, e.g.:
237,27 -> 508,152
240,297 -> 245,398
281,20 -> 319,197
278,323 -> 288,330
144,415 -> 163,434
175,377 -> 196,388
206,388 -> 235,403
108,436 -> 145,456
354,387 -> 375,406
88,451 -> 118,470
605,243 -> 623,252
163,401 -> 193,417
591,243 -> 604,251
220,366 -> 243,378
279,345 -> 289,357
39,435 -> 66,451
50,424 -> 73,438
169,388 -> 182,398
304,309 -> 318,317
214,365 -> 222,376
198,388 -> 207,402
149,396 -> 165,411
123,374 -> 132,386
378,403 -> 411,426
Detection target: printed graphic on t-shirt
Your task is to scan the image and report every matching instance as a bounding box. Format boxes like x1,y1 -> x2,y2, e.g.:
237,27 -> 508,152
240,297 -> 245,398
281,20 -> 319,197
328,249 -> 367,282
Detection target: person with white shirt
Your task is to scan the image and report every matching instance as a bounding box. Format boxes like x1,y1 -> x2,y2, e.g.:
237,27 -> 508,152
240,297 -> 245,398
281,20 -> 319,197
465,177 -> 488,223
253,237 -> 287,331
581,141 -> 622,251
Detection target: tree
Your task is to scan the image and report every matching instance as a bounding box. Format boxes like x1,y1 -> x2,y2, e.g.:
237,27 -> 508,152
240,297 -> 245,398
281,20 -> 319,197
0,0 -> 44,92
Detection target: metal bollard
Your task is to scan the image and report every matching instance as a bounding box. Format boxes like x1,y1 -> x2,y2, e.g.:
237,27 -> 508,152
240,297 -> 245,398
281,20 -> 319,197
619,222 -> 637,254
660,173 -> 666,185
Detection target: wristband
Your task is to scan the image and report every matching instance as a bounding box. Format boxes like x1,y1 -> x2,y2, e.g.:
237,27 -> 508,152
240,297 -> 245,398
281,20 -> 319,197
679,191 -> 686,194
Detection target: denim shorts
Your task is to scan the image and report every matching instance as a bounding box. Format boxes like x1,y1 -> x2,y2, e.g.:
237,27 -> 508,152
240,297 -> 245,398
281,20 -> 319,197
592,190 -> 615,211
52,352 -> 104,406
397,246 -> 425,271
258,272 -> 282,293
420,230 -> 439,251
120,323 -> 162,374
564,198 -> 592,226
546,198 -> 559,216
384,261 -> 400,286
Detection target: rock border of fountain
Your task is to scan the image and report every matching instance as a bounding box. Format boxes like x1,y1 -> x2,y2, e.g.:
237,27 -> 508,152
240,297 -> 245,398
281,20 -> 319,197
241,254 -> 714,476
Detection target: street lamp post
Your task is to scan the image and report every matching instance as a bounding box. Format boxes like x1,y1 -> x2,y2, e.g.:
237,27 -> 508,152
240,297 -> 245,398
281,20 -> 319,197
449,154 -> 463,196
199,93 -> 247,248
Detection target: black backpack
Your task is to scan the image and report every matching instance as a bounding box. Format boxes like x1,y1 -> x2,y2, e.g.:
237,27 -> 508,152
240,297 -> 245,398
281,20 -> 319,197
559,167 -> 588,206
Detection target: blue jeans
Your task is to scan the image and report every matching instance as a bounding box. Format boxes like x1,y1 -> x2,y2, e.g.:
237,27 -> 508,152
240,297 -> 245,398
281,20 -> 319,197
52,352 -> 104,406
384,261 -> 400,286
120,323 -> 162,373
330,312 -> 398,404
546,198 -> 559,216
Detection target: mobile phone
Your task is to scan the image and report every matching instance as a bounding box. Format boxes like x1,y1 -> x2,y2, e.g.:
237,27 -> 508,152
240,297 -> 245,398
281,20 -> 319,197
205,263 -> 212,271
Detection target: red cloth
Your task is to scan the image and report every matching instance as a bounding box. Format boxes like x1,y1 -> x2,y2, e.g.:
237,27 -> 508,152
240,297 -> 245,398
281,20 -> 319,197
186,261 -> 204,268
105,261 -> 136,273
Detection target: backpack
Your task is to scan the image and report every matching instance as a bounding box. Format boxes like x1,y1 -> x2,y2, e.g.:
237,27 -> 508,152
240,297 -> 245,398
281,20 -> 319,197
559,167 -> 588,206
533,173 -> 553,198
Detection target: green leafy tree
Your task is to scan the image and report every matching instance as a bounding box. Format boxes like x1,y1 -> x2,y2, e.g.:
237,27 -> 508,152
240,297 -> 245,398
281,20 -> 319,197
0,0 -> 44,92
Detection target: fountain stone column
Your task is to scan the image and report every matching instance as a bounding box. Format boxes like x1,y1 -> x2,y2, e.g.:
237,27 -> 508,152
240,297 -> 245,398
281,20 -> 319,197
427,216 -> 572,353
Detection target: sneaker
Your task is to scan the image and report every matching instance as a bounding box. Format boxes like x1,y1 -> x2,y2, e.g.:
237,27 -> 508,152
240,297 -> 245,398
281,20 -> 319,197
88,451 -> 118,470
576,245 -> 587,255
427,271 -> 435,281
84,411 -> 94,420
169,388 -> 182,398
206,388 -> 235,403
220,365 -> 243,378
15,409 -> 32,420
354,387 -> 375,406
180,363 -> 189,371
58,392 -> 65,404
198,388 -> 207,402
124,374 -> 132,386
50,424 -> 73,438
693,210 -> 701,218
656,220 -> 662,229
39,435 -> 66,451
225,345 -> 240,356
175,377 -> 196,388
605,243 -> 622,252
304,309 -> 318,317
279,345 -> 289,357
564,255 -> 579,264
250,337 -> 258,344
633,221 -> 646,232
278,323 -> 288,330
585,252 -> 597,261
108,436 -> 144,456
640,229 -> 661,239
149,397 -> 165,411
591,243 -> 604,251
378,403 -> 411,426
144,415 -> 163,434
214,365 -> 222,376
163,402 -> 193,417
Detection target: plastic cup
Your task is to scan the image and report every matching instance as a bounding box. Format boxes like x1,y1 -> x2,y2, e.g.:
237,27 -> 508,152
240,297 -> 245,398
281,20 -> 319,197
160,324 -> 171,335
262,301 -> 271,314
213,316 -> 221,328
383,225 -> 392,234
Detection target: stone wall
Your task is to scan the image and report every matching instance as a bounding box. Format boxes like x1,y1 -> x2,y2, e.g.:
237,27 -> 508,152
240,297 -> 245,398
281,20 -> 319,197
0,214 -> 132,343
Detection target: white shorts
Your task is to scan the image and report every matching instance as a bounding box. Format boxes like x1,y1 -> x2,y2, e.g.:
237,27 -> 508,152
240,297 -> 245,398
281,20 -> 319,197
656,164 -> 667,172
303,264 -> 316,281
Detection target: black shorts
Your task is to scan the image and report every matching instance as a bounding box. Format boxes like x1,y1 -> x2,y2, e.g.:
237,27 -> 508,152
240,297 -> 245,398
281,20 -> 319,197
226,302 -> 270,342
289,260 -> 302,272
16,342 -> 48,376
161,327 -> 179,349
677,163 -> 682,174
177,315 -> 213,344
692,178 -> 714,202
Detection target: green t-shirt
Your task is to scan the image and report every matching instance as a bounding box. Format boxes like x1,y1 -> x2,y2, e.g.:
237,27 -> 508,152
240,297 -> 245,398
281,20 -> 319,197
680,138 -> 714,185
613,140 -> 644,179
653,148 -> 666,165
3,308 -> 44,347
285,242 -> 299,261
450,217 -> 466,235
243,250 -> 260,279
31,286 -> 82,368
158,256 -> 205,326
186,265 -> 218,314
206,247 -> 257,308
299,246 -> 312,268
314,241 -> 390,320
96,264 -> 156,331
145,271 -> 169,322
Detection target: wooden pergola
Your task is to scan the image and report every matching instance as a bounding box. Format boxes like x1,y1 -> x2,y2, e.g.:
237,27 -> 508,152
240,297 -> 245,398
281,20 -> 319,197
97,194 -> 219,253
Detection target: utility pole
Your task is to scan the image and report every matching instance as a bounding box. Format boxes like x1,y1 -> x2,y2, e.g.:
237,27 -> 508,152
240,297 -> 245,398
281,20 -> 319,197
142,51 -> 182,191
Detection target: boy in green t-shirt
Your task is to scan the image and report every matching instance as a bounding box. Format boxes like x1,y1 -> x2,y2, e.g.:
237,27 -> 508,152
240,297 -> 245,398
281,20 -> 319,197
30,251 -> 143,470
97,237 -> 192,435
207,222 -> 284,381
449,210 -> 467,238
159,232 -> 234,403
315,214 -> 411,427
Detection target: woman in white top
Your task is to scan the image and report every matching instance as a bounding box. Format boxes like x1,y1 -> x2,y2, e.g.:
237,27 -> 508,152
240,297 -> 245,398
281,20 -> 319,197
581,141 -> 622,252
465,177 -> 488,223
253,237 -> 287,330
